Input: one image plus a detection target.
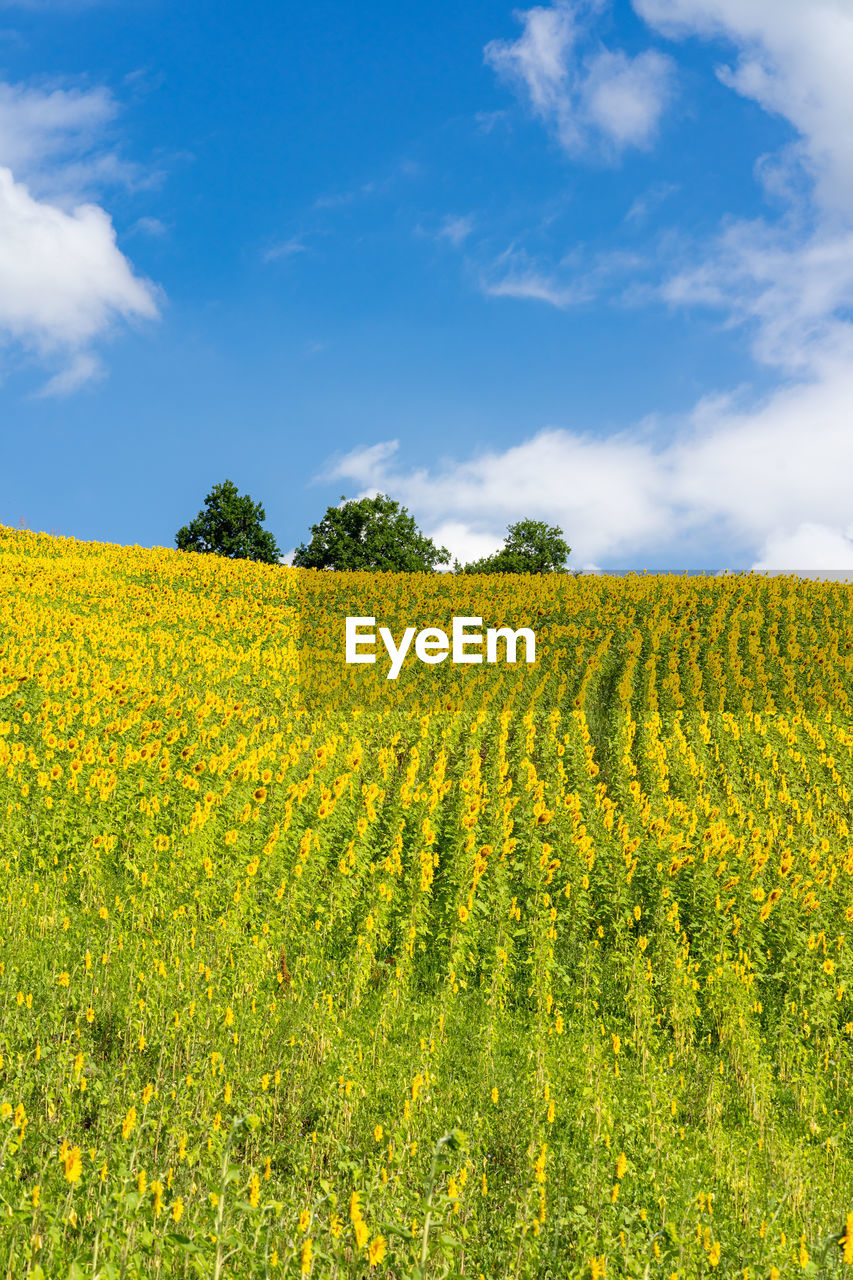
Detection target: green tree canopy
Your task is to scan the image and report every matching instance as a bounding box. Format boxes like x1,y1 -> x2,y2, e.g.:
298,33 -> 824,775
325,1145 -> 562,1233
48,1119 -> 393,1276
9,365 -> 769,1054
459,518 -> 571,574
293,493 -> 450,572
175,479 -> 281,564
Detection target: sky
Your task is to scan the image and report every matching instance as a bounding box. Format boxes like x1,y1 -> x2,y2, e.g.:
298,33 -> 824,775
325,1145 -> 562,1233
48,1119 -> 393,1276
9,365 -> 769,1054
1,0 -> 853,570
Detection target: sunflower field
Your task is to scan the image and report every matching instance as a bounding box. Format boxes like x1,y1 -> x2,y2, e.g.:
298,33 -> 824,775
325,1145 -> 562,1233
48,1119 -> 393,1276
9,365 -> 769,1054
2,525 -> 853,1279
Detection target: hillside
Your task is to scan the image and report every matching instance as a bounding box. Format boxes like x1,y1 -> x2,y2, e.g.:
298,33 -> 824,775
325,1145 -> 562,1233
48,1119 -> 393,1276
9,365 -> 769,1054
1,527 -> 853,1278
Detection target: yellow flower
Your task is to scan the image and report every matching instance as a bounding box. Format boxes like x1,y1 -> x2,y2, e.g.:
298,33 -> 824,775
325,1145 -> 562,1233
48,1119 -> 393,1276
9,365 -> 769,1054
615,1152 -> 627,1180
368,1236 -> 387,1267
150,1180 -> 164,1216
299,1208 -> 311,1232
708,1241 -> 721,1267
64,1146 -> 83,1184
122,1106 -> 136,1139
300,1238 -> 312,1274
839,1212 -> 853,1264
355,1219 -> 369,1249
172,1197 -> 184,1223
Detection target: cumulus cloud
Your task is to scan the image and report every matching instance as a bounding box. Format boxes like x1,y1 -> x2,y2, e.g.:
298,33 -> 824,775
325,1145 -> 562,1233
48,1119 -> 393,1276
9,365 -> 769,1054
426,0 -> 853,569
484,0 -> 675,160
629,0 -> 853,390
0,79 -> 160,391
633,0 -> 853,214
0,166 -> 158,353
752,524 -> 853,573
323,337 -> 853,570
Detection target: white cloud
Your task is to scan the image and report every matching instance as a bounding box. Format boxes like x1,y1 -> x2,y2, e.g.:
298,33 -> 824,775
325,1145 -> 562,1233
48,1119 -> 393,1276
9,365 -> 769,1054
625,181 -> 678,222
427,522 -> 504,567
35,351 -> 104,397
481,244 -> 645,309
323,341 -> 853,570
422,0 -> 853,570
662,221 -> 853,371
633,0 -> 853,214
0,79 -> 161,391
436,215 -> 474,247
0,81 -> 114,174
484,0 -> 675,159
325,430 -> 672,566
752,524 -> 853,572
482,267 -> 590,307
263,236 -> 309,263
582,48 -> 675,149
130,215 -> 166,237
0,166 -> 158,386
0,80 -> 153,202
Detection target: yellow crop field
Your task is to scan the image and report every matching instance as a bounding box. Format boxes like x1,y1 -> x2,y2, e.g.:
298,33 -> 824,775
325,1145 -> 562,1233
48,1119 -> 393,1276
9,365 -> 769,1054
3,525 -> 853,1279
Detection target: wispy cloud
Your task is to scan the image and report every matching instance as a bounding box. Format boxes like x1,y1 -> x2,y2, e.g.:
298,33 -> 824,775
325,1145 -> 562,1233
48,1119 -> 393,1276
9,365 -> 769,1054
435,214 -> 474,247
312,158 -> 423,212
127,215 -> 166,237
625,181 -> 678,223
480,244 -> 645,309
485,0 -> 676,161
262,235 -> 309,263
0,79 -> 158,201
481,267 -> 591,307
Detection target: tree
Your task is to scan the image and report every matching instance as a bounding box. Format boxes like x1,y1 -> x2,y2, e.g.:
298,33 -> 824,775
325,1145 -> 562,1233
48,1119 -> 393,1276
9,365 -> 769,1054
175,479 -> 281,564
293,493 -> 450,572
459,518 -> 571,574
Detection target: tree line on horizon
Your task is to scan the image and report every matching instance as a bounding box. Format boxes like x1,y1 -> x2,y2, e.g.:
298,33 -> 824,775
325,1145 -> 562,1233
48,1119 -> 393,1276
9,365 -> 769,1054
175,479 -> 572,574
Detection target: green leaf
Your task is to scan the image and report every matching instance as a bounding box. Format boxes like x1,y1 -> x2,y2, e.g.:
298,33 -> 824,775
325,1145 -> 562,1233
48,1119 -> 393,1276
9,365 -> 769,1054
378,1223 -> 416,1241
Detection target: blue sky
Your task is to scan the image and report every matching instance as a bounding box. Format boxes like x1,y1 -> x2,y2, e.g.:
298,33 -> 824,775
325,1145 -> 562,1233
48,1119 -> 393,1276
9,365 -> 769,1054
2,0 -> 853,569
